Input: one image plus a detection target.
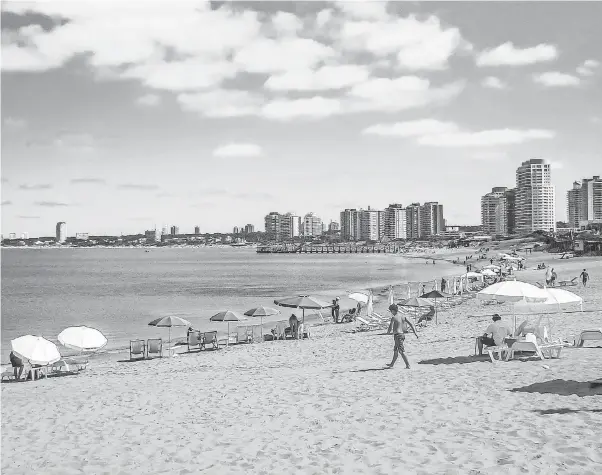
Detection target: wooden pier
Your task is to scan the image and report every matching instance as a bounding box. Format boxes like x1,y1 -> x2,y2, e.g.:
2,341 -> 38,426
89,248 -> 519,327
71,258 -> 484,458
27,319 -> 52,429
257,243 -> 401,254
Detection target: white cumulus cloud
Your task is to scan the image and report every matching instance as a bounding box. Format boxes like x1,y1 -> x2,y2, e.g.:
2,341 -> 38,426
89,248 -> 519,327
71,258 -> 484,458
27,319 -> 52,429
481,76 -> 507,89
576,59 -> 600,76
533,72 -> 581,87
476,42 -> 558,67
264,64 -> 370,91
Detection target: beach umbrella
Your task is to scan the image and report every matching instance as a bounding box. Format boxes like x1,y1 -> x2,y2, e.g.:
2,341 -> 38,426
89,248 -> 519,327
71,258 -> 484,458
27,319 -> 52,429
515,288 -> 583,314
244,306 -> 280,340
11,335 -> 61,366
481,269 -> 497,277
273,295 -> 332,323
483,265 -> 501,271
477,281 -> 548,332
399,296 -> 432,323
387,286 -> 394,306
148,315 -> 191,355
58,326 -> 107,352
367,291 -> 374,317
209,311 -> 247,346
348,292 -> 369,304
419,290 -> 448,325
461,272 -> 483,279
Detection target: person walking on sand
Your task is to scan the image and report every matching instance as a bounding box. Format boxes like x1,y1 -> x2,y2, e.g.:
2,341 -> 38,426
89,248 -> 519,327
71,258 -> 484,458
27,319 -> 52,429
551,268 -> 557,287
385,304 -> 418,369
545,267 -> 552,286
580,269 -> 589,287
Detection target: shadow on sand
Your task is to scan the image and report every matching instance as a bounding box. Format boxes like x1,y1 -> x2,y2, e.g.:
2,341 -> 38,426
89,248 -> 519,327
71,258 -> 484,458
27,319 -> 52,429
418,355 -> 491,365
350,367 -> 394,373
534,408 -> 602,415
511,379 -> 602,397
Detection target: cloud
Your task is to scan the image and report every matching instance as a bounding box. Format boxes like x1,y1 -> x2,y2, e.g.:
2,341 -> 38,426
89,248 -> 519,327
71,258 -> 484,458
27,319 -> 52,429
117,184 -> 160,191
576,59 -> 600,76
3,117 -> 27,128
481,76 -> 507,89
35,201 -> 70,207
262,97 -> 342,120
532,72 -> 581,87
19,183 -> 53,190
136,93 -> 161,106
1,200 -> 13,206
476,42 -> 558,67
177,89 -> 263,118
363,119 -> 555,147
70,178 -> 107,184
264,64 -> 370,91
270,11 -> 304,36
213,143 -> 263,158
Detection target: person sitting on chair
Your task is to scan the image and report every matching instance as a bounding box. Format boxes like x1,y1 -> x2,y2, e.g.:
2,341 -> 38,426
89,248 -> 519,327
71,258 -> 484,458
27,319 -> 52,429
477,314 -> 511,355
10,351 -> 24,380
416,306 -> 435,326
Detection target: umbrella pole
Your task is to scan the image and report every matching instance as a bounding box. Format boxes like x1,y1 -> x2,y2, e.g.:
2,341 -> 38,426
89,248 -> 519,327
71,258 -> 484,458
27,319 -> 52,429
227,322 -> 230,347
168,327 -> 171,357
261,316 -> 263,342
435,297 -> 438,325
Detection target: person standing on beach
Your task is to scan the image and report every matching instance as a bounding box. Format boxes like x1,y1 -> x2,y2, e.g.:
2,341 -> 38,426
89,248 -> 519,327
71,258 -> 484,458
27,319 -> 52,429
441,278 -> 446,293
289,314 -> 299,339
580,269 -> 589,287
386,304 -> 418,369
551,268 -> 557,287
545,267 -> 552,286
333,298 -> 340,323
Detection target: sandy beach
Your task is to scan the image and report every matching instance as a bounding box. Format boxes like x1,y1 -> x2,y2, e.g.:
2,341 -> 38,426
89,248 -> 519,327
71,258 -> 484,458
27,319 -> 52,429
2,248 -> 601,474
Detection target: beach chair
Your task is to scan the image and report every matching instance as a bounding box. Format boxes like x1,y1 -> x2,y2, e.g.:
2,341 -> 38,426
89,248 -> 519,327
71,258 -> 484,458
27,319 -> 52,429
505,333 -> 562,361
236,325 -> 251,344
187,331 -> 202,351
416,307 -> 435,327
147,338 -> 163,358
201,331 -> 218,350
274,321 -> 287,340
298,323 -> 311,339
251,324 -> 263,343
576,329 -> 602,347
130,339 -> 146,360
340,308 -> 356,323
48,359 -> 80,375
558,277 -> 578,287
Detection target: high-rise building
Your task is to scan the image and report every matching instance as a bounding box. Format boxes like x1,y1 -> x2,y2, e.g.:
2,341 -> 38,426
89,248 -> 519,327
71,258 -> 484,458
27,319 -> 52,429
420,202 -> 444,237
21,232 -> 29,240
579,175 -> 602,222
359,207 -> 382,241
56,222 -> 66,243
567,181 -> 583,229
280,213 -> 301,240
194,226 -> 200,235
340,209 -> 361,241
405,204 -> 421,239
481,187 -> 508,235
264,212 -> 282,241
233,226 -> 240,234
505,189 -> 516,235
145,229 -> 161,242
170,225 -> 179,236
303,212 -> 323,237
244,224 -> 255,234
162,225 -> 169,236
384,204 -> 407,240
515,159 -> 556,234
328,221 -> 340,232
8,233 -> 17,239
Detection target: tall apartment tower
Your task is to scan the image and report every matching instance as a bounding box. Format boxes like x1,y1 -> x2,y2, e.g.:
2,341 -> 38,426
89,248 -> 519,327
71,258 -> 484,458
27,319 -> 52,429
170,226 -> 179,236
420,202 -> 444,237
264,212 -> 281,241
481,187 -> 508,235
340,209 -> 361,241
515,159 -> 556,234
55,222 -> 66,243
194,226 -> 200,235
384,204 -> 407,239
280,213 -> 301,240
580,175 -> 602,221
359,207 -> 382,241
303,212 -> 323,237
567,181 -> 583,228
244,224 -> 255,234
405,203 -> 421,239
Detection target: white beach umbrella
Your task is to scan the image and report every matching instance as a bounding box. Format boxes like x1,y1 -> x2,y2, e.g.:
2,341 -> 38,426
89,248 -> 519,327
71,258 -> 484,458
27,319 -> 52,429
210,311 -> 247,346
348,292 -> 369,304
387,286 -> 394,306
149,315 -> 191,354
366,291 -> 374,317
58,326 -> 107,352
244,306 -> 280,340
273,295 -> 332,324
481,269 -> 498,277
515,288 -> 583,314
477,281 -> 548,332
11,335 -> 61,366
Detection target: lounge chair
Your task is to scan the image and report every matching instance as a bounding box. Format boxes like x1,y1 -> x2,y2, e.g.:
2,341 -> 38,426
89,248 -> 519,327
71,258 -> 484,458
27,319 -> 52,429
251,324 -> 263,343
130,339 -> 146,360
187,331 -> 202,351
558,277 -> 578,287
147,338 -> 163,358
48,359 -> 80,375
340,308 -> 356,323
274,321 -> 287,340
505,333 -> 562,361
201,331 -> 218,350
236,325 -> 251,344
576,329 -> 602,347
298,323 -> 311,339
416,307 -> 435,326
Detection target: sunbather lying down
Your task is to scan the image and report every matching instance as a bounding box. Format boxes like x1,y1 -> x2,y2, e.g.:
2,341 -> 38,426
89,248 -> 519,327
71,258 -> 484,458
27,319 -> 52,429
417,306 -> 435,326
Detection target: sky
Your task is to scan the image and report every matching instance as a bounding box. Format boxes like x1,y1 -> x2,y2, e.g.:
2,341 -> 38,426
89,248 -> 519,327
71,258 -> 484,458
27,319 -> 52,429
1,1 -> 601,237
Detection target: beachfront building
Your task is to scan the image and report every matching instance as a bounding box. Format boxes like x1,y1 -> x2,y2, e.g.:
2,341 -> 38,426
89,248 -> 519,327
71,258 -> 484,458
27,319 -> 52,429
161,225 -> 169,236
55,222 -> 66,243
567,181 -> 583,229
281,213 -> 302,239
384,204 -> 407,239
145,229 -> 161,242
303,212 -> 322,237
481,187 -> 508,235
244,224 -> 255,234
340,209 -> 361,241
505,188 -> 516,235
328,221 -> 340,232
405,204 -> 421,239
21,232 -> 29,240
264,212 -> 282,241
515,159 -> 556,234
359,207 -> 383,241
420,202 -> 444,237
170,226 -> 179,236
194,226 -> 200,234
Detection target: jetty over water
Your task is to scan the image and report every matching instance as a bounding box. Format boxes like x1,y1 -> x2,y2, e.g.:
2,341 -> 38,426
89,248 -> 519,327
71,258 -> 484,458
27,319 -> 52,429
257,243 -> 402,254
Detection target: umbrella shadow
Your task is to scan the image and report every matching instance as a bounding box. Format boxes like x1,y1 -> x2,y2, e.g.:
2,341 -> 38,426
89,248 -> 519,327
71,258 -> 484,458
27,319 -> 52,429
511,379 -> 602,397
350,367 -> 392,373
418,355 -> 491,365
534,408 -> 602,415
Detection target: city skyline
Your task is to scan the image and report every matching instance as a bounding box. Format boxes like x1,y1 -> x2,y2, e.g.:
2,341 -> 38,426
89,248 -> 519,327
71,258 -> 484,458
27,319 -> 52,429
2,1 -> 602,236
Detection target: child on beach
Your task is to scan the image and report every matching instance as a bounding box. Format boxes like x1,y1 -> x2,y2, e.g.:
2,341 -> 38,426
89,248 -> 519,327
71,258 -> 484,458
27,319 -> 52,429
580,269 -> 589,287
386,304 -> 418,369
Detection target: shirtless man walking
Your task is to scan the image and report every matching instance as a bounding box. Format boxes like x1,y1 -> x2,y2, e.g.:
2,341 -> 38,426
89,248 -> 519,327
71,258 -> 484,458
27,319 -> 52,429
386,304 -> 418,369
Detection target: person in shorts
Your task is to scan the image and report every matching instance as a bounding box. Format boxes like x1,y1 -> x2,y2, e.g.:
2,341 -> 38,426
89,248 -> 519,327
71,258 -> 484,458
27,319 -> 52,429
385,304 -> 418,369
477,314 -> 511,355
10,351 -> 24,380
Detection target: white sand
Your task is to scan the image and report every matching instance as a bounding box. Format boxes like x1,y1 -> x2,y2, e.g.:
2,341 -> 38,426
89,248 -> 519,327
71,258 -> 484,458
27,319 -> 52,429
2,251 -> 601,474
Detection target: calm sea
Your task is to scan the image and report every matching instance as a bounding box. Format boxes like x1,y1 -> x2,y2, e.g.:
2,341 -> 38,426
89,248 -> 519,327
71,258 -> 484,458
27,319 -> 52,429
1,247 -> 453,361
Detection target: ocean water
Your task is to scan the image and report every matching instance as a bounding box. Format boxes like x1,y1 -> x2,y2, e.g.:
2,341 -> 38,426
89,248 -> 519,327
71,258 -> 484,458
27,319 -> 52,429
1,247 -> 453,361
